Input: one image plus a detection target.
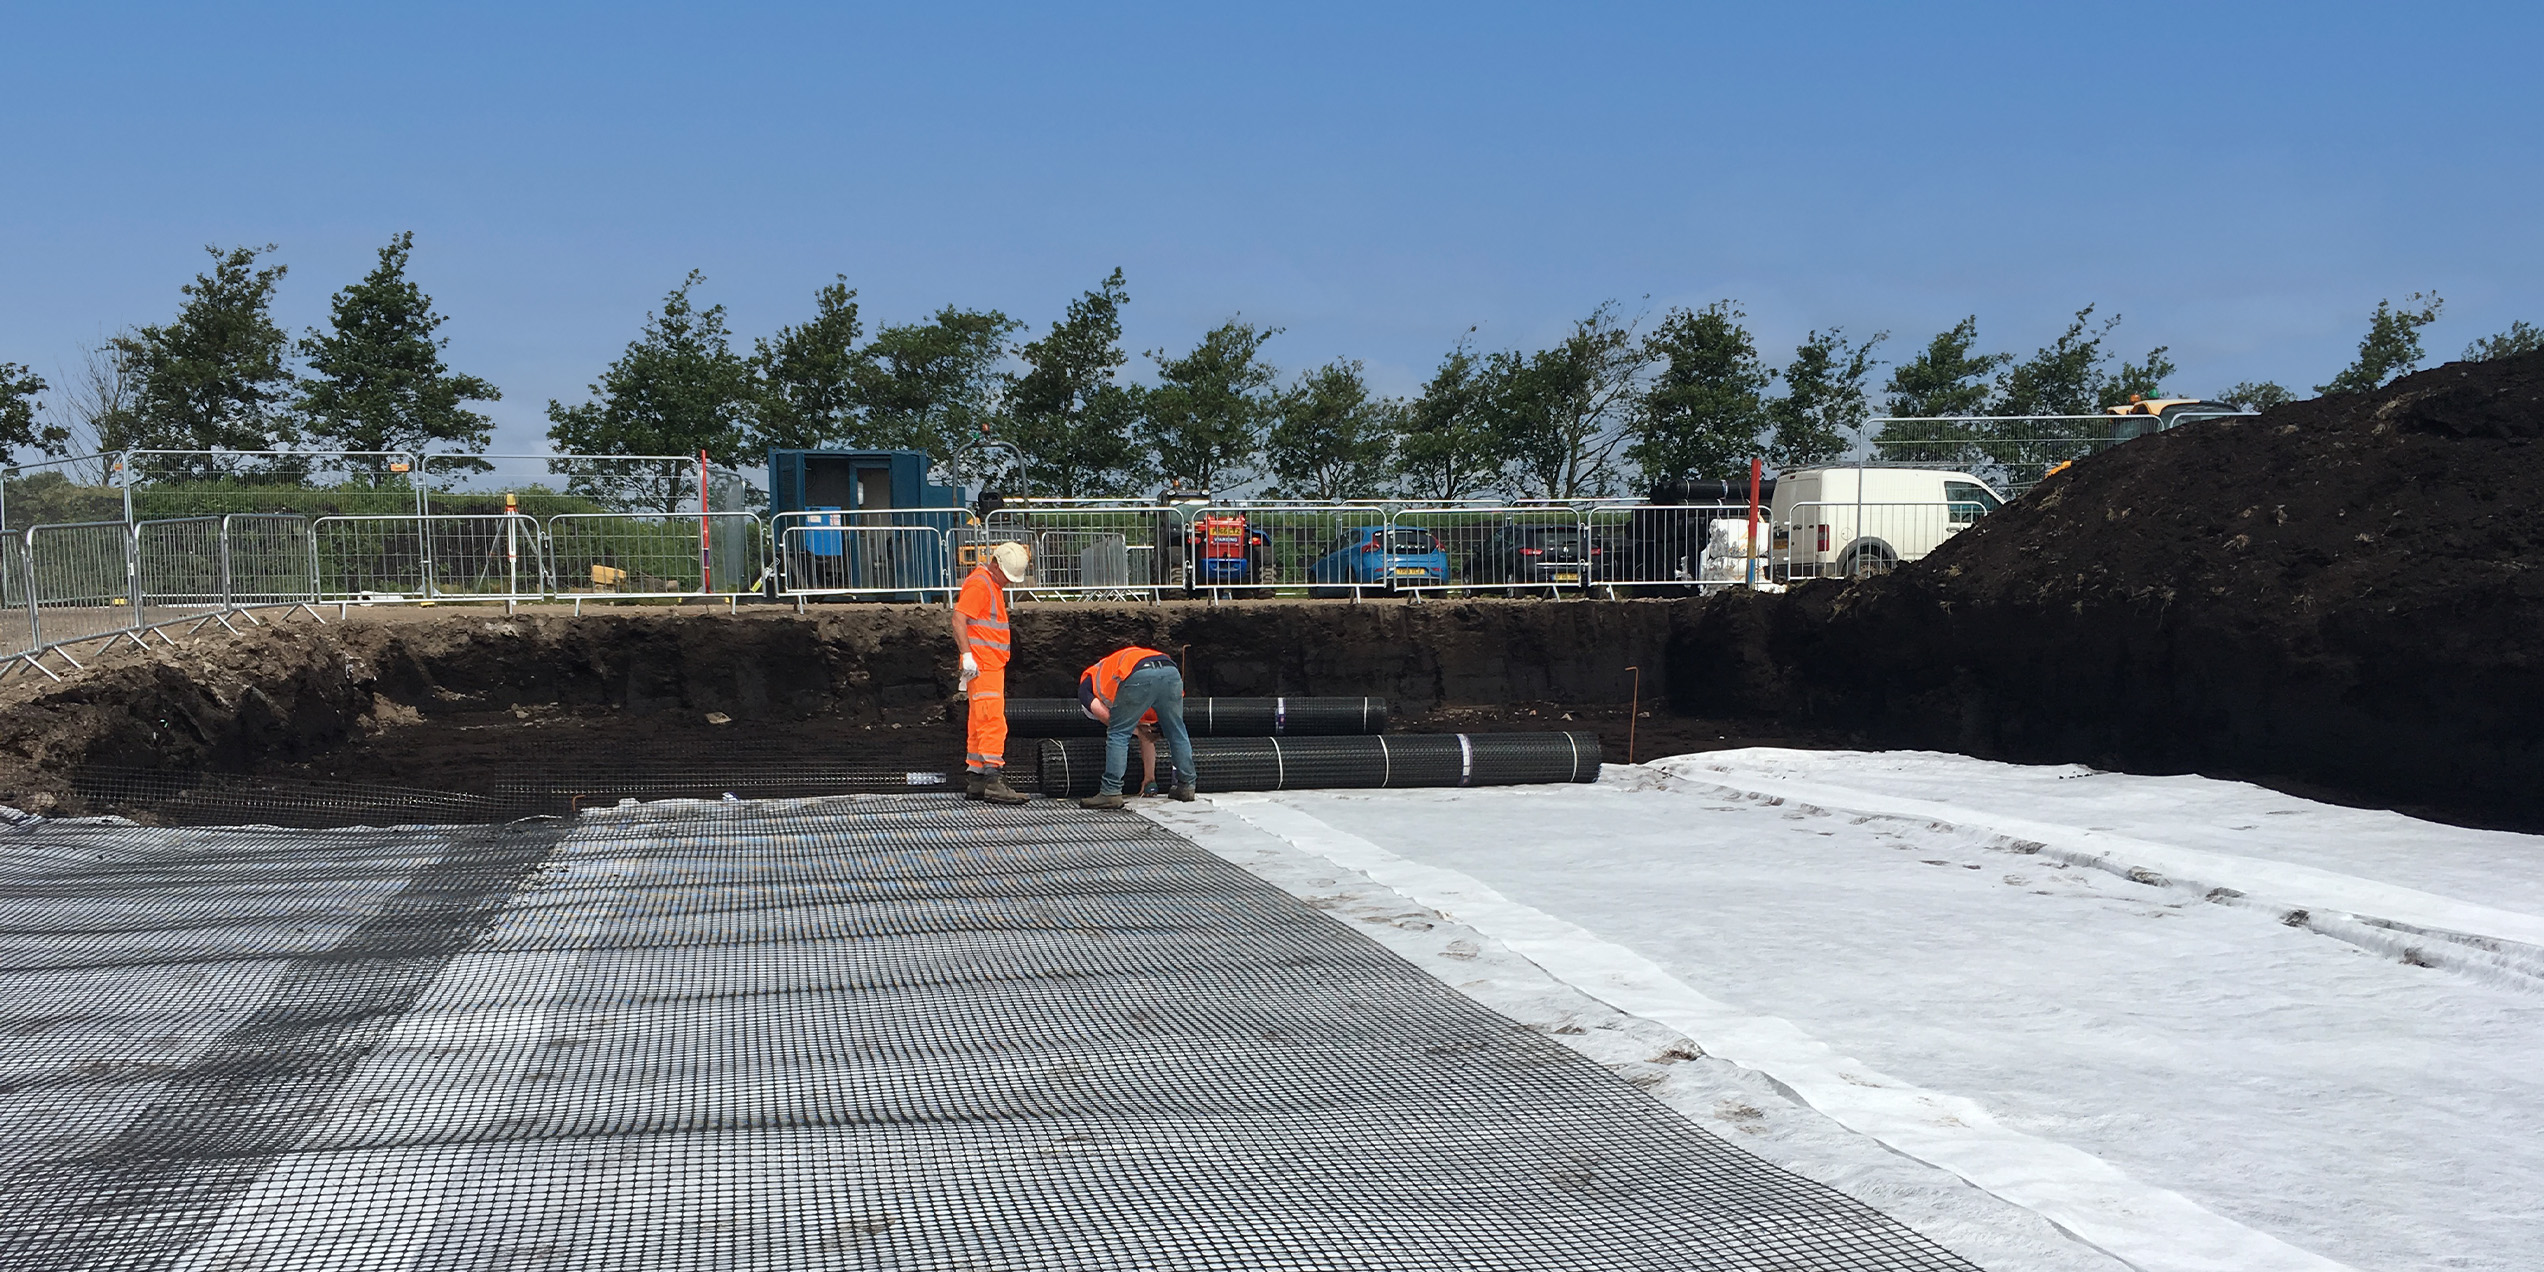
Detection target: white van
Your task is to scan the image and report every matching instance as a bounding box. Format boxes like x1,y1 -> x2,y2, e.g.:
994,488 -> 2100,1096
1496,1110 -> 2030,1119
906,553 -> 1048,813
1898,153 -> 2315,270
1768,466 -> 2006,579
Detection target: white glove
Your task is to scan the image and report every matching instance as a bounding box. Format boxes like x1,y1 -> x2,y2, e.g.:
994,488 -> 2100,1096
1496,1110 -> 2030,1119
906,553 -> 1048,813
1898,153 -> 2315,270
959,650 -> 979,688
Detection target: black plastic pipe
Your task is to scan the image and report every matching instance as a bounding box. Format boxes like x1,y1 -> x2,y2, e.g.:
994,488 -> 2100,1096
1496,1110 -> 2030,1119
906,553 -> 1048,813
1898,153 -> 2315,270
1035,731 -> 1601,797
1005,696 -> 1389,738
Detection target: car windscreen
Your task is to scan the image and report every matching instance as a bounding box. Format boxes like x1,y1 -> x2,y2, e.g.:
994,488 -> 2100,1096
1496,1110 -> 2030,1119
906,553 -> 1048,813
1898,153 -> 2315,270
1942,481 -> 2002,513
1382,529 -> 1438,553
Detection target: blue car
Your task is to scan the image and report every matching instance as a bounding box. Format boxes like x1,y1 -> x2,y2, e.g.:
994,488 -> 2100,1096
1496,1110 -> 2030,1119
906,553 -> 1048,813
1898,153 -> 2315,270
1306,526 -> 1448,596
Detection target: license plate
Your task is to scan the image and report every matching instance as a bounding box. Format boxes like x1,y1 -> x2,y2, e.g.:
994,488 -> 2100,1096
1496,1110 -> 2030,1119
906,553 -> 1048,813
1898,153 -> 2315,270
1551,571 -> 1580,583
1393,566 -> 1430,576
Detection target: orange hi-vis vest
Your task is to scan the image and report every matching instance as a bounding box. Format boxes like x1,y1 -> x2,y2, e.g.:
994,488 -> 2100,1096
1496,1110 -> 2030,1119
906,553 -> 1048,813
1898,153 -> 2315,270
1084,646 -> 1171,709
955,565 -> 1011,668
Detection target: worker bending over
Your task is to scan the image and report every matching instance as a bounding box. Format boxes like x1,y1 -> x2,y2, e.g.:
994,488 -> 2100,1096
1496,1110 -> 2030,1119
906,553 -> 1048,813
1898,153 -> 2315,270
953,541 -> 1033,804
1077,645 -> 1198,809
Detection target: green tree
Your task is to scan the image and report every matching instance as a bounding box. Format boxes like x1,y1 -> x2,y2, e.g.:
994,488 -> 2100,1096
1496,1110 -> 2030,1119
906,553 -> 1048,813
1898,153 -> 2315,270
1003,268 -> 1141,497
2319,292 -> 2443,394
750,277 -> 864,452
1990,305 -> 2170,416
2,361 -> 65,458
297,232 -> 500,471
2464,319 -> 2542,362
1630,302 -> 1770,484
107,245 -> 298,472
1882,317 -> 2007,419
1266,359 -> 1401,500
545,271 -> 756,511
1396,339 -> 1503,500
1765,327 -> 1884,470
1486,304 -> 1642,499
2217,380 -> 2296,411
856,307 -> 1021,466
1142,319 -> 1279,493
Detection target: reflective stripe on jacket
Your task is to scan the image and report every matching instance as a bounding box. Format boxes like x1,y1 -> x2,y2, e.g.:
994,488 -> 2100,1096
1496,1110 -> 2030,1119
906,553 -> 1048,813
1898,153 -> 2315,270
955,565 -> 1011,665
1081,646 -> 1172,712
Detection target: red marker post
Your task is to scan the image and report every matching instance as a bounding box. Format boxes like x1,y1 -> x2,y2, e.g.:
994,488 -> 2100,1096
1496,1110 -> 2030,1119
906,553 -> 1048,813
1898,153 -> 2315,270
1744,456 -> 1763,587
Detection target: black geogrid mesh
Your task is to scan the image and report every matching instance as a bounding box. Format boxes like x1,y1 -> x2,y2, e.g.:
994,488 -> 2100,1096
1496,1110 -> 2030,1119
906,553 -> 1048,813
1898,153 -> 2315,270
0,796 -> 1978,1271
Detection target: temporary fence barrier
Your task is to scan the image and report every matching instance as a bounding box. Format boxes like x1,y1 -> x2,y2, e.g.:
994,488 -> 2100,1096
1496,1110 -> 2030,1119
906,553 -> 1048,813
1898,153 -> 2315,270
222,514 -> 318,610
978,504 -> 1190,597
134,516 -> 226,629
312,515 -> 427,601
121,449 -> 427,521
26,521 -> 136,654
1004,696 -> 1392,738
1388,505 -> 1596,597
1774,501 -> 1989,580
773,519 -> 958,601
551,512 -> 767,601
1185,504 -> 1398,598
1034,730 -> 1603,796
1,532 -> 31,659
770,508 -> 976,602
1580,504 -> 1753,590
312,513 -> 550,603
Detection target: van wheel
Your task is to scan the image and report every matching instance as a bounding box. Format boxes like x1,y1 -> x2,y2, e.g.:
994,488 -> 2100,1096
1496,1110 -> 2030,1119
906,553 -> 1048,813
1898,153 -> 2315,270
1837,543 -> 1898,580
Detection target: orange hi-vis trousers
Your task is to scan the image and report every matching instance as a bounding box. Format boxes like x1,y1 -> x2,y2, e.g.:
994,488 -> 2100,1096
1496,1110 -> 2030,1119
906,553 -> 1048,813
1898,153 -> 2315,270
965,664 -> 1008,773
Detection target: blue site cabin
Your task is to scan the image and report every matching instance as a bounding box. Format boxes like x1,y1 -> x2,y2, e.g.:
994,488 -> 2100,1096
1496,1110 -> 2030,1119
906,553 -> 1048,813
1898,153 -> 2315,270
766,449 -> 972,597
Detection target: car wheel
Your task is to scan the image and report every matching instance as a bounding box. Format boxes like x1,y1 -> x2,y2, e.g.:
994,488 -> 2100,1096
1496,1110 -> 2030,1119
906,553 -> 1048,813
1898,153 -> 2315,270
1837,543 -> 1898,580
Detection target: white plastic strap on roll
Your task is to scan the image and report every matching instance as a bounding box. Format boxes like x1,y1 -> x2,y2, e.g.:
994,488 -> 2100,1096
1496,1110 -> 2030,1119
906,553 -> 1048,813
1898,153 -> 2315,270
1270,737 -> 1286,789
1564,732 -> 1582,782
1457,733 -> 1474,787
1376,736 -> 1392,786
1275,697 -> 1288,735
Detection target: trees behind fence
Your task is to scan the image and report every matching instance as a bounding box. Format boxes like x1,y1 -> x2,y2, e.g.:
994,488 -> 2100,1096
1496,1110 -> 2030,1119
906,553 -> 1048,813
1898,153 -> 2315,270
29,237 -> 2517,511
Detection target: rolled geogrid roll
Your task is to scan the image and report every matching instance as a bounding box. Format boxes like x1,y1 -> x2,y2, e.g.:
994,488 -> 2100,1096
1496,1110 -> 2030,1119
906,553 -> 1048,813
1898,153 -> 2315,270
1035,731 -> 1600,797
1004,696 -> 1389,738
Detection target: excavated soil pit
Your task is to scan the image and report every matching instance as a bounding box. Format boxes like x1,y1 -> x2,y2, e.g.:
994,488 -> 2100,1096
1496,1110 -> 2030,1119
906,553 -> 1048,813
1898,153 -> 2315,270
0,600 -> 1804,825
9,355 -> 2537,829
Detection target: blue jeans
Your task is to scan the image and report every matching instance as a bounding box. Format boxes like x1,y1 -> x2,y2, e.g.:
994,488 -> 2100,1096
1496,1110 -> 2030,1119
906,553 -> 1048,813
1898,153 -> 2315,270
1103,663 -> 1197,795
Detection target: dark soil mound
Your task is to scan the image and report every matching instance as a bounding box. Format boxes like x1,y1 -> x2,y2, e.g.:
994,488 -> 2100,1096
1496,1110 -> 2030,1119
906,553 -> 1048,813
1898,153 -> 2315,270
1677,350 -> 2544,827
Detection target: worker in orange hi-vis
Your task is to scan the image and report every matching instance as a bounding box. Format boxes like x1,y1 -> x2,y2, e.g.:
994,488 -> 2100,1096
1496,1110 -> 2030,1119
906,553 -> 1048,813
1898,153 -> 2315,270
1075,645 -> 1198,810
953,541 -> 1034,804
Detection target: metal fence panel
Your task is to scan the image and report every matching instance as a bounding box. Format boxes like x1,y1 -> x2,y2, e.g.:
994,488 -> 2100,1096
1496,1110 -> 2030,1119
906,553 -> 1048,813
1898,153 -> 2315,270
135,517 -> 226,627
1,532 -> 32,658
223,514 -> 317,609
1775,501 -> 1986,580
313,515 -> 425,601
551,513 -> 767,599
1582,504 -> 1754,589
1387,507 -> 1592,596
1186,505 -> 1397,597
422,514 -> 549,599
774,524 -> 956,599
27,521 -> 135,648
978,505 -> 1190,597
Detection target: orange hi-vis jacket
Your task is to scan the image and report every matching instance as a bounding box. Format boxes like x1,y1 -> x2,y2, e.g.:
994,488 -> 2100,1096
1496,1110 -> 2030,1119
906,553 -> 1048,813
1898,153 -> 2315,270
955,565 -> 1011,668
957,564 -> 1013,773
1082,646 -> 1173,726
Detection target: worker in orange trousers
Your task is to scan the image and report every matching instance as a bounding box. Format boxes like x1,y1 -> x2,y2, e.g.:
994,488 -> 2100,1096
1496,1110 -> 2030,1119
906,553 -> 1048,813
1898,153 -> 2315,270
953,541 -> 1033,804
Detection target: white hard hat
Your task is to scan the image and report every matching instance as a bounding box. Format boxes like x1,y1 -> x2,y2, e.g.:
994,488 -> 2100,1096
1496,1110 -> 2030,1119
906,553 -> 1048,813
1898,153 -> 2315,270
990,541 -> 1033,582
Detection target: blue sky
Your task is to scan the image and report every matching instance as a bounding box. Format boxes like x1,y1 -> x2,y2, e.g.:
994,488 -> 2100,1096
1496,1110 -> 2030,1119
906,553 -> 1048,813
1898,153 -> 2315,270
3,1 -> 2538,455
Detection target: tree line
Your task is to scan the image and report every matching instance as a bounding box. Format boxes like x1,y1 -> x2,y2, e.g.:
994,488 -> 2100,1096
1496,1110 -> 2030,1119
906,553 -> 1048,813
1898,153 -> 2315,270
7,239 -> 2539,499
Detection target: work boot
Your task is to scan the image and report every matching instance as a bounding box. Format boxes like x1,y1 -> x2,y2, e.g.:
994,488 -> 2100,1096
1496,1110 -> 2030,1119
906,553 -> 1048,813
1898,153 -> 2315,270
979,774 -> 1030,806
1170,784 -> 1197,803
964,772 -> 985,801
1079,792 -> 1126,810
